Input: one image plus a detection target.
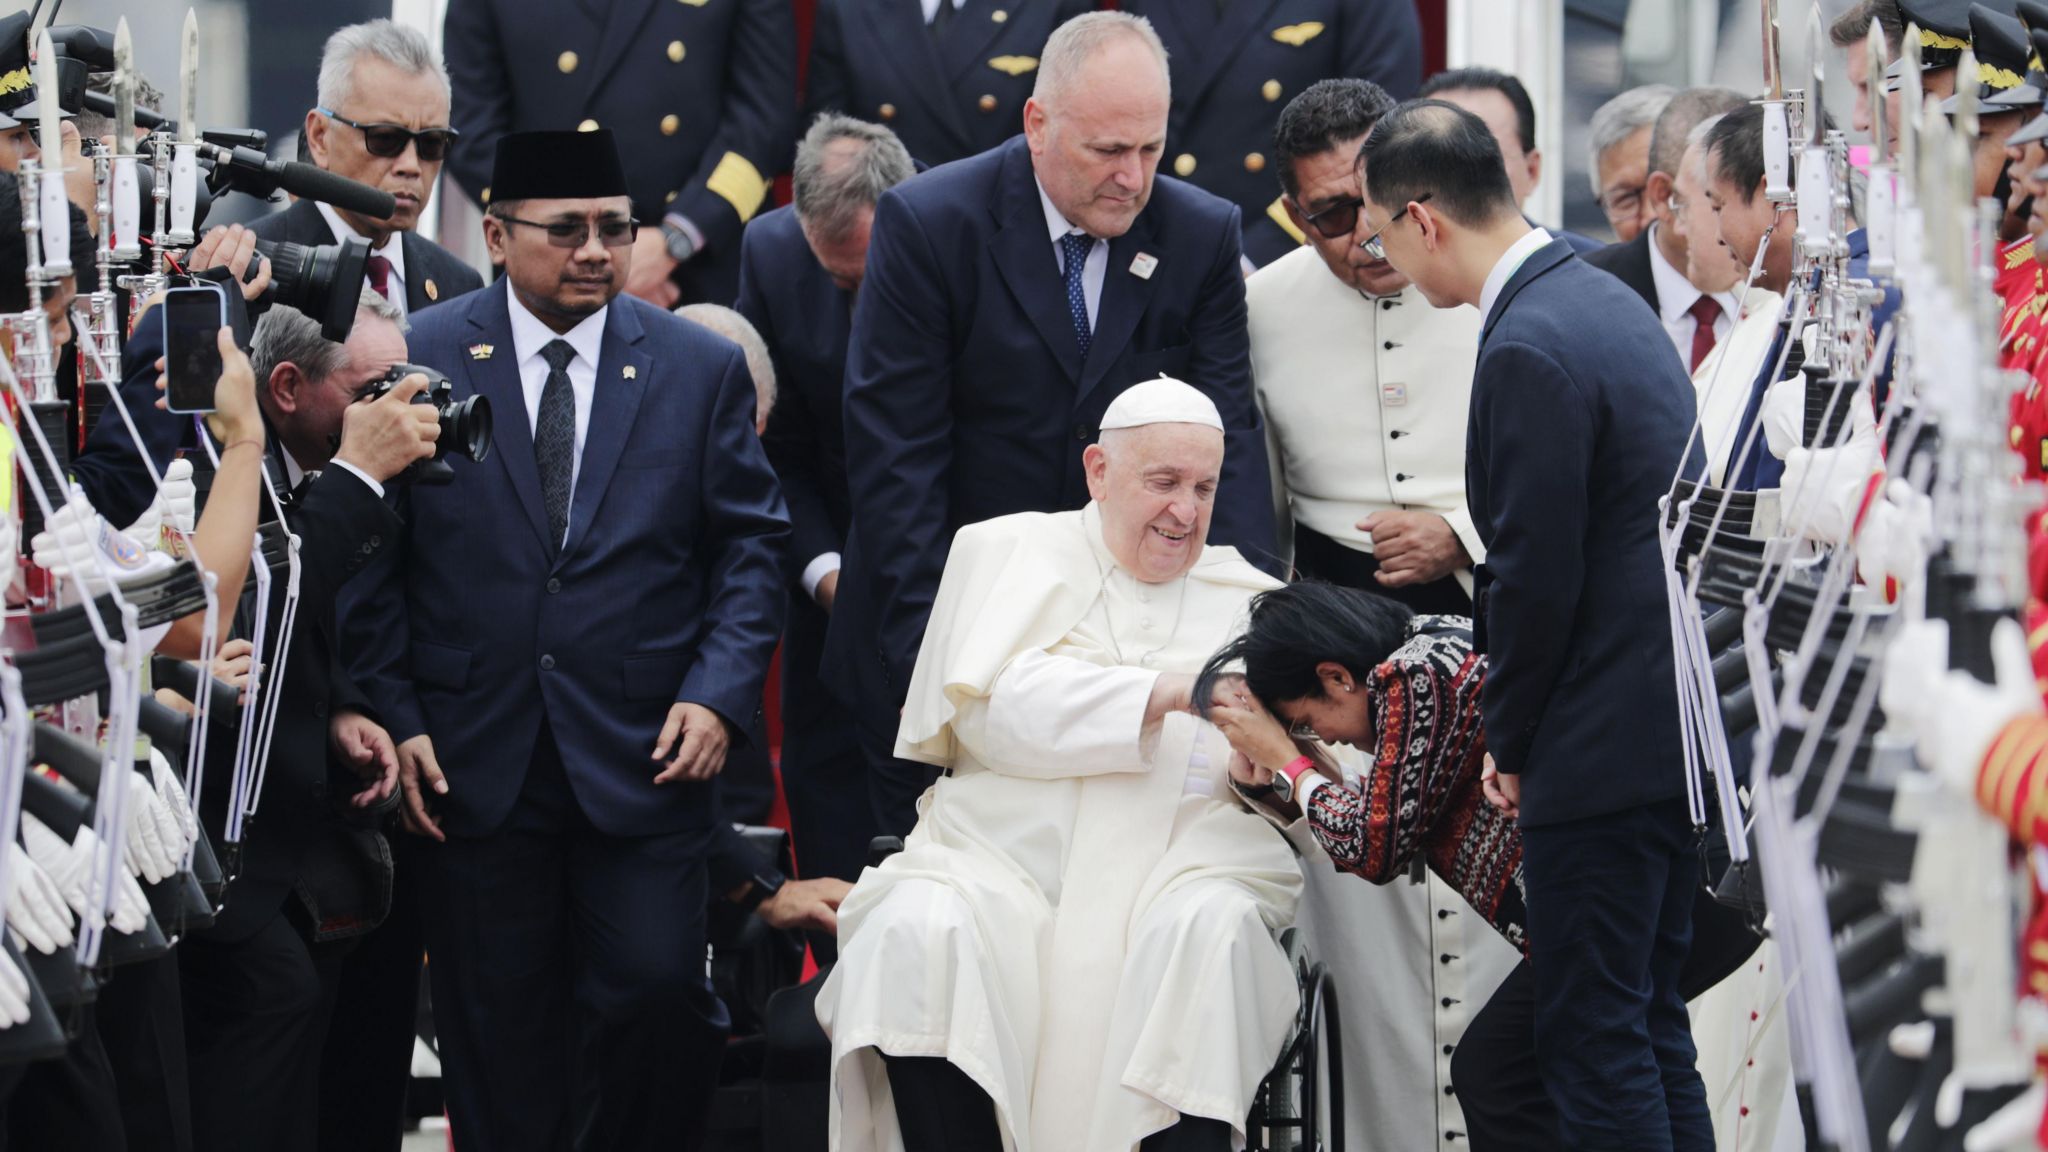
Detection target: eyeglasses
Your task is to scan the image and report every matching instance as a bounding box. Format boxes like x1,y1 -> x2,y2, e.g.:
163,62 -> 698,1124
1598,183 -> 1646,226
1296,195 -> 1364,240
1357,191 -> 1433,260
497,214 -> 640,248
316,107 -> 459,162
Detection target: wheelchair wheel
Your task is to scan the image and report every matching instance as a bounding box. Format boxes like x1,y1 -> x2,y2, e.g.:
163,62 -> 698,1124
1247,938 -> 1344,1152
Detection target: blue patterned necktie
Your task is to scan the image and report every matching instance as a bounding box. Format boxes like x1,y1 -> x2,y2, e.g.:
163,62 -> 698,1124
1059,230 -> 1094,360
536,339 -> 578,551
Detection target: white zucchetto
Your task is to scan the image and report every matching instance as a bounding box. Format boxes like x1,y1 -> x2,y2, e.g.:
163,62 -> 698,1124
1098,376 -> 1224,433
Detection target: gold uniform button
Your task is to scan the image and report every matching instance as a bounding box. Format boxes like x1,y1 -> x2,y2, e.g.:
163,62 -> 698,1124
667,40 -> 686,63
1173,153 -> 1196,177
1244,152 -> 1266,173
879,102 -> 897,120
992,8 -> 1008,21
1262,79 -> 1282,102
661,114 -> 680,136
577,119 -> 599,132
558,51 -> 579,73
664,190 -> 679,204
978,94 -> 997,113
480,186 -> 491,205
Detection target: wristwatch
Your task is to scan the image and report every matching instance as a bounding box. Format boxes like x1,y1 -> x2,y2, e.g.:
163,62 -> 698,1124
1268,754 -> 1318,806
661,218 -> 697,262
735,865 -> 785,915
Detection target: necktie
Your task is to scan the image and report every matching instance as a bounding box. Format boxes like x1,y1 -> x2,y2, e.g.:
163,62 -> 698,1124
1060,231 -> 1094,361
536,340 -> 578,550
366,254 -> 395,305
930,0 -> 952,41
1687,295 -> 1724,375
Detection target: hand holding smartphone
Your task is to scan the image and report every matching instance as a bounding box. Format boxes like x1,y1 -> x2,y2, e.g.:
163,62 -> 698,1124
161,284 -> 227,414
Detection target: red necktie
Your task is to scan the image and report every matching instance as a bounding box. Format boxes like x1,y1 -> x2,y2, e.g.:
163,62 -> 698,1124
1687,295 -> 1723,374
366,254 -> 395,304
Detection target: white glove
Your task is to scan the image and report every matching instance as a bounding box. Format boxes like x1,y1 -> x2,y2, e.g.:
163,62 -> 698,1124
29,492 -> 173,595
122,769 -> 182,885
1777,443 -> 1882,545
0,946 -> 30,1028
148,748 -> 198,850
121,459 -> 198,555
1855,480 -> 1934,591
1760,361 -> 1879,462
1882,617 -> 2043,794
5,841 -> 74,955
23,814 -> 148,935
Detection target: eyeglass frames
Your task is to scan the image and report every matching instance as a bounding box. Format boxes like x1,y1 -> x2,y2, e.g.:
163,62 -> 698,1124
1357,192 -> 1433,260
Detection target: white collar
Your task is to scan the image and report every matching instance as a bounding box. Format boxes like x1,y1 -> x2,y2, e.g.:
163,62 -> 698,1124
316,200 -> 402,266
506,287 -> 607,371
1034,174 -> 1091,247
1478,226 -> 1551,321
1644,222 -> 1737,324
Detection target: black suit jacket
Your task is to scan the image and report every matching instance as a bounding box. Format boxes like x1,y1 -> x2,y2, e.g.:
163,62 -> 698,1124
1123,0 -> 1423,267
1580,227 -> 1659,314
805,0 -> 1091,169
246,199 -> 485,316
443,0 -> 796,305
1466,238 -> 1698,827
825,135 -> 1277,717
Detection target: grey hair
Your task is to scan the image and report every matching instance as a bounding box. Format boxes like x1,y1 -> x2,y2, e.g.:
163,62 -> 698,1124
316,19 -> 448,113
676,304 -> 777,425
792,113 -> 915,242
251,286 -> 408,385
1586,85 -> 1675,194
1031,11 -> 1169,108
1649,87 -> 1747,182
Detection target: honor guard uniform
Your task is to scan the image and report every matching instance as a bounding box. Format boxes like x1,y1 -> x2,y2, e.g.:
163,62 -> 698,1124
1886,0 -> 1994,97
442,0 -> 797,305
1120,0 -> 1424,268
805,0 -> 1093,169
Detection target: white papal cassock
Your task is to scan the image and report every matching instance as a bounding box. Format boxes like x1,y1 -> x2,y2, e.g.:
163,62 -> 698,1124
815,507 -> 1305,1152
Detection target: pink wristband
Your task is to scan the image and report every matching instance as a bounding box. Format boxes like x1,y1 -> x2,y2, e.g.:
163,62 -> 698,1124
1279,755 -> 1316,786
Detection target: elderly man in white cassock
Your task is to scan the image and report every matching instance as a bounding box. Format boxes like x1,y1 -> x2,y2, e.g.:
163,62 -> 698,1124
816,378 -> 1305,1152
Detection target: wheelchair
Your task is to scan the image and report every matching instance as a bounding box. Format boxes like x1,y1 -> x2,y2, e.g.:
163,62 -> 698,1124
742,838 -> 1346,1152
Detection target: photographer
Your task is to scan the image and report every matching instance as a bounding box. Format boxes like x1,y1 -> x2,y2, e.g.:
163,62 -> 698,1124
174,288 -> 441,1152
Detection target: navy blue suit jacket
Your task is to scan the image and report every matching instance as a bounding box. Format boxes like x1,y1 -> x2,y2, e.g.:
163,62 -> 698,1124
1468,238 -> 1698,826
825,135 -> 1277,713
1125,0 -> 1422,267
344,281 -> 789,839
805,0 -> 1091,169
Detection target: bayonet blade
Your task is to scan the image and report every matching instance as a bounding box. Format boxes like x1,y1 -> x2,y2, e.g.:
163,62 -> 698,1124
112,18 -> 134,155
1956,48 -> 1980,138
1868,23 -> 1889,161
35,29 -> 59,174
1806,2 -> 1826,145
177,9 -> 197,146
1763,0 -> 1783,100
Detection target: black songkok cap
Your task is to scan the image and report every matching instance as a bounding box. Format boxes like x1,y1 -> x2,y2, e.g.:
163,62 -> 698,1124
0,11 -> 34,115
488,128 -> 629,203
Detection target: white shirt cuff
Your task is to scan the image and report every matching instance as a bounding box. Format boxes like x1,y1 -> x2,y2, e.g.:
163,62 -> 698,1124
1296,770 -> 1328,809
800,552 -> 842,602
329,459 -> 385,499
665,212 -> 706,256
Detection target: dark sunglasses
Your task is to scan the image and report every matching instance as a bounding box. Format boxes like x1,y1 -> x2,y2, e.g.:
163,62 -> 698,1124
498,214 -> 640,249
1296,195 -> 1364,240
316,107 -> 459,161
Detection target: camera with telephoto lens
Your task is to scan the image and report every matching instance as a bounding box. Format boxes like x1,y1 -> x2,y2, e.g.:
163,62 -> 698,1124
250,236 -> 372,344
365,363 -> 493,485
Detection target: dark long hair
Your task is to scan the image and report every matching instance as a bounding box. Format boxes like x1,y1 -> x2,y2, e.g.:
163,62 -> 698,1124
1196,582 -> 1415,717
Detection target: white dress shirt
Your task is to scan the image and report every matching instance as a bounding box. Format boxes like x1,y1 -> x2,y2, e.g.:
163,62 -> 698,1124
506,291 -> 604,540
1246,246 -> 1485,587
1645,223 -> 1736,365
316,201 -> 407,316
283,447 -> 383,499
1036,177 -> 1106,329
920,0 -> 965,20
1477,226 -> 1552,323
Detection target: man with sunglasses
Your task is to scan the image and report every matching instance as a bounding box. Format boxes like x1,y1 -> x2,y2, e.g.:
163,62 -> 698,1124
1244,79 -> 1517,1151
253,21 -> 483,320
343,127 -> 788,1152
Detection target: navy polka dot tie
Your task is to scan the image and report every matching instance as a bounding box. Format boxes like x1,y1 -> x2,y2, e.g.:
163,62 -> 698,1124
1060,230 -> 1094,361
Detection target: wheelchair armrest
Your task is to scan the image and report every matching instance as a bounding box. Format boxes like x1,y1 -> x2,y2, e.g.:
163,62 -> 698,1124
867,836 -> 904,868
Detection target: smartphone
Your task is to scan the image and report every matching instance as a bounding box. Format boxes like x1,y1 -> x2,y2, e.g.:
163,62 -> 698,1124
161,284 -> 228,414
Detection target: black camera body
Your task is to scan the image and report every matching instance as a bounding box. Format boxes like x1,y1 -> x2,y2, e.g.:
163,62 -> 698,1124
366,363 -> 493,485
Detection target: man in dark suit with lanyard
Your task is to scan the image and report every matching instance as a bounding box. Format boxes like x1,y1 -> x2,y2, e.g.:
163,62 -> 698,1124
1121,0 -> 1424,268
827,9 -> 1278,841
805,0 -> 1093,169
254,20 -> 483,318
735,113 -> 915,889
1359,99 -> 1709,1149
346,128 -> 788,1151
